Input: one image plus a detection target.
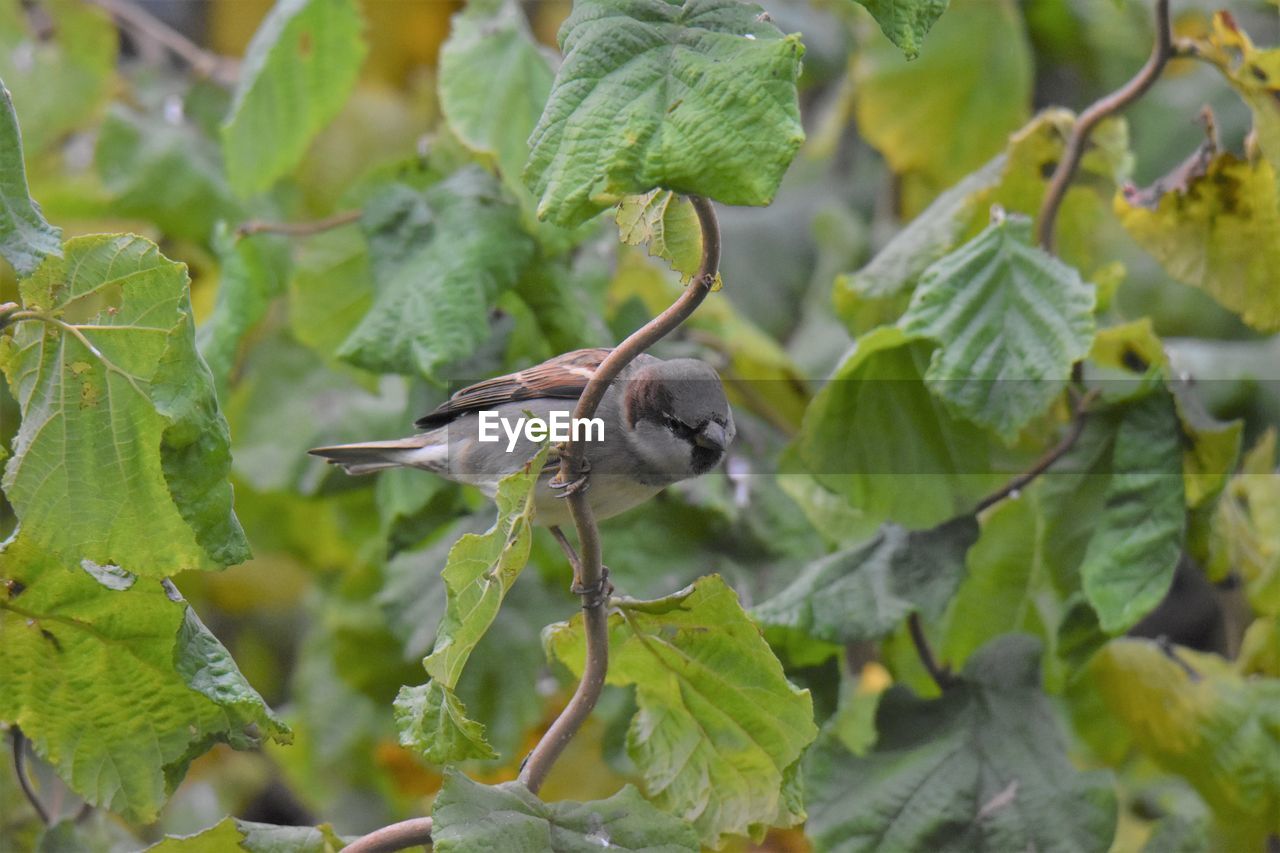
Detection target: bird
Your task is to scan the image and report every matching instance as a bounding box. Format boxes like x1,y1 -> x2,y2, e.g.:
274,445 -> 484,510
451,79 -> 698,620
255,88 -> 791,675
308,348 -> 736,529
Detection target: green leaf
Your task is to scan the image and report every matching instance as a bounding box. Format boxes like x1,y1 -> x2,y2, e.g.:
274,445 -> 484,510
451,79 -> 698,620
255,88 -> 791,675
611,248 -> 808,429
1239,616 -> 1280,678
963,110 -> 1131,275
422,441 -> 547,685
225,336 -> 407,494
753,515 -> 978,644
835,109 -> 1130,332
1169,375 -> 1242,508
439,0 -> 561,242
287,226 -> 374,364
1085,315 -> 1233,512
850,0 -> 949,60
525,0 -> 805,227
197,225 -> 291,397
834,154 -> 1005,328
1035,407 -> 1124,596
0,0 -> 116,157
338,168 -> 537,378
0,235 -> 249,574
1116,153 -> 1280,332
1080,391 -> 1185,633
793,326 -> 998,529
512,256 -> 612,354
376,464 -> 453,546
853,0 -> 1031,192
0,540 -> 289,823
391,545 -> 559,754
1141,816 -> 1211,853
147,817 -> 343,852
1087,639 -> 1280,848
395,444 -> 548,763
33,817 -> 137,853
379,517 -> 473,656
805,635 -> 1117,853
147,818 -> 244,852
450,586 -> 559,761
394,680 -> 497,763
941,495 -> 1051,667
546,575 -> 817,846
431,768 -> 699,852
1210,430 -> 1280,615
899,213 -> 1097,440
615,190 -> 715,285
95,105 -> 242,244
0,79 -> 60,277
220,0 -> 367,196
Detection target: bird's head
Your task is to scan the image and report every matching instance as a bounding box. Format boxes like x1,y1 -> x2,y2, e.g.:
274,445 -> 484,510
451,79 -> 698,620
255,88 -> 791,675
623,358 -> 736,482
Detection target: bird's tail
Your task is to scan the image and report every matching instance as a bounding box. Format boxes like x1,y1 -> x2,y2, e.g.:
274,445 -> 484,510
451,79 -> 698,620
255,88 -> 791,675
308,435 -> 446,476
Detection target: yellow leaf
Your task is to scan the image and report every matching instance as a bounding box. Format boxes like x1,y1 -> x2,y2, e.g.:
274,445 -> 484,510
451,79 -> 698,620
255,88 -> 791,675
853,0 -> 1032,196
1116,153 -> 1280,331
1194,12 -> 1280,173
1088,639 -> 1280,847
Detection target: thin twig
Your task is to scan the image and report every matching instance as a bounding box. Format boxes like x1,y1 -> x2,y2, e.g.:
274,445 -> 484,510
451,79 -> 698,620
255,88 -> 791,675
235,210 -> 362,238
12,728 -> 51,826
1157,636 -> 1201,682
1037,0 -> 1174,252
973,389 -> 1100,515
548,525 -> 583,581
87,0 -> 239,86
517,197 -> 721,795
907,613 -> 953,691
340,817 -> 433,853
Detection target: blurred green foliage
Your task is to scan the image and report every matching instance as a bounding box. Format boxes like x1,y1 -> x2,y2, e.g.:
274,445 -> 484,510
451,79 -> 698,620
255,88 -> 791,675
1,0 -> 1279,850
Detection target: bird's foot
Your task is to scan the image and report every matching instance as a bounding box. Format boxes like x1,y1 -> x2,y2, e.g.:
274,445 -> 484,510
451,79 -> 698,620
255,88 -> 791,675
571,567 -> 613,609
550,458 -> 591,498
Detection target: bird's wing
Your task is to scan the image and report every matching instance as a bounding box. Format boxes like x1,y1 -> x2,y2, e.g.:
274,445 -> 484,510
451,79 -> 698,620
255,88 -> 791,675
414,348 -> 614,428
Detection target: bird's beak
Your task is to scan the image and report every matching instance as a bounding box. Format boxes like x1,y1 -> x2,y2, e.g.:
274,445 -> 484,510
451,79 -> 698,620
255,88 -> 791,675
694,420 -> 729,452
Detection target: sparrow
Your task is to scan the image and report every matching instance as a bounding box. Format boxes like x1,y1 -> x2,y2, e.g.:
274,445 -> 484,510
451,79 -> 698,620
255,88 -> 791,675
308,349 -> 736,528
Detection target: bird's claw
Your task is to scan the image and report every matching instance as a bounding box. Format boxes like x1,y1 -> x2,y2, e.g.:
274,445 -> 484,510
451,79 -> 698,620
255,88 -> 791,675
571,567 -> 613,609
550,459 -> 591,498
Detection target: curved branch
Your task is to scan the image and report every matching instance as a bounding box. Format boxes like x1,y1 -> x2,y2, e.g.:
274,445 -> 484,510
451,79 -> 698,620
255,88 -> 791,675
1037,0 -> 1173,253
340,817 -> 433,853
12,727 -> 51,826
235,210 -> 362,238
87,0 -> 239,85
0,301 -> 19,330
907,613 -> 954,691
517,196 -> 721,795
973,389 -> 1100,514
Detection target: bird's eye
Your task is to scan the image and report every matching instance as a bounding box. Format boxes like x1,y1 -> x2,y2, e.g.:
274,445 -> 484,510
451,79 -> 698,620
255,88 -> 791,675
663,413 -> 697,438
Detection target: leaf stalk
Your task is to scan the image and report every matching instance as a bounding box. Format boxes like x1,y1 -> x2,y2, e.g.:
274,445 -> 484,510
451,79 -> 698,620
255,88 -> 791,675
11,727 -> 51,826
235,210 -> 363,238
87,0 -> 239,85
340,817 -> 434,853
1036,0 -> 1174,253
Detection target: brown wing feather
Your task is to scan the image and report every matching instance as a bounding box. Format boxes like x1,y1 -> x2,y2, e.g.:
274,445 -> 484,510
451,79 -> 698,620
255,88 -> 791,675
414,348 -> 613,428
